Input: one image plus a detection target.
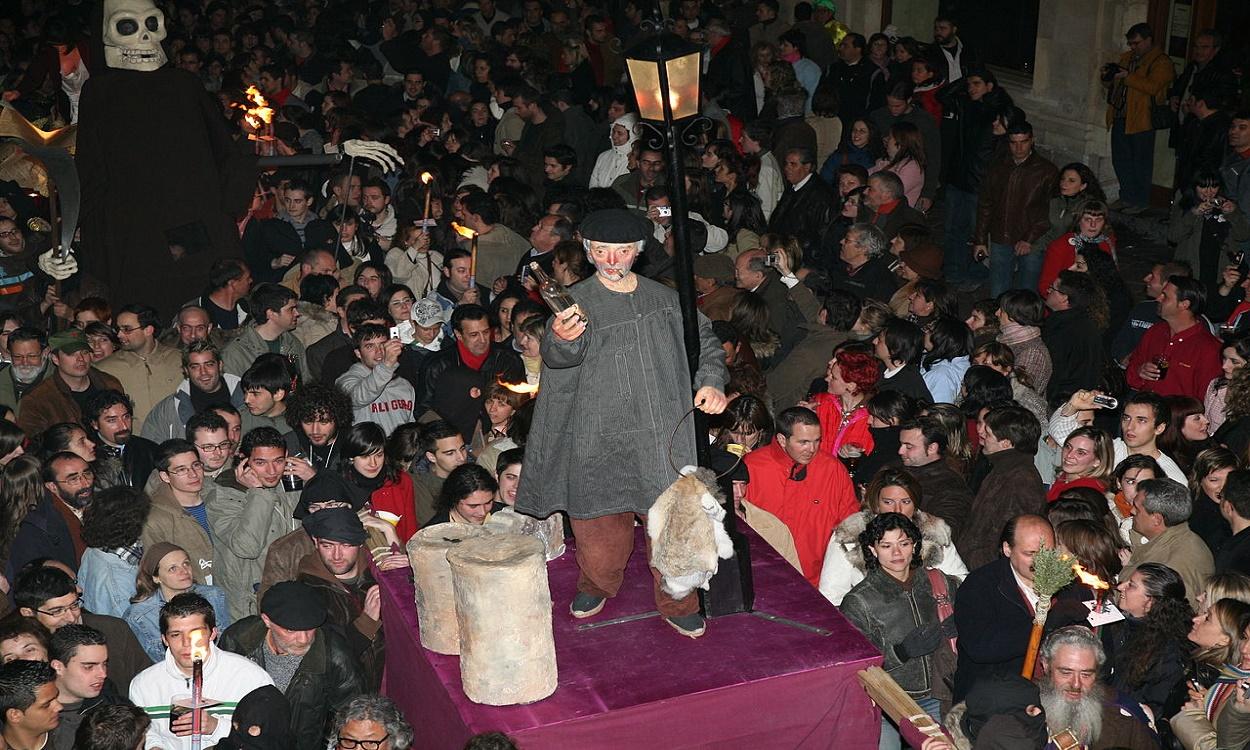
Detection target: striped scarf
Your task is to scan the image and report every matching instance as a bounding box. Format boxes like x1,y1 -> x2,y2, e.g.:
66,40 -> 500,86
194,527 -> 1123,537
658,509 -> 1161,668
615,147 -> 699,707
1204,663 -> 1250,721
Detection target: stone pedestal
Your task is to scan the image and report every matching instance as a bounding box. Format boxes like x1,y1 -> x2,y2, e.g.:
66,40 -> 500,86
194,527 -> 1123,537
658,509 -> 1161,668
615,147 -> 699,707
447,534 -> 557,705
407,523 -> 493,655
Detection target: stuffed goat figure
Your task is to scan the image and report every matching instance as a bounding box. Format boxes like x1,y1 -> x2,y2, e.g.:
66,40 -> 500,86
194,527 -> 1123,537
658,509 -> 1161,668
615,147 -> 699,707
648,466 -> 734,599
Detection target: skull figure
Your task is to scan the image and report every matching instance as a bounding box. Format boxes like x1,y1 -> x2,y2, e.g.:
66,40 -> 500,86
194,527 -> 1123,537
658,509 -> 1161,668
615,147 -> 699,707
102,0 -> 168,72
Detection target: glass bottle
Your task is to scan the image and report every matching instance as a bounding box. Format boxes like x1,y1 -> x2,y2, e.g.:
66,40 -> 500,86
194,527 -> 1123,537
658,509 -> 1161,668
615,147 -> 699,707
529,262 -> 585,322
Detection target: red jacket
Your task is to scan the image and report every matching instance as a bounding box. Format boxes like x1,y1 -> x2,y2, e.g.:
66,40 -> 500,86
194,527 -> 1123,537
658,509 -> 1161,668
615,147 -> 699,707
811,393 -> 874,457
1037,233 -> 1115,297
1125,320 -> 1222,401
368,471 -> 419,543
743,442 -> 859,586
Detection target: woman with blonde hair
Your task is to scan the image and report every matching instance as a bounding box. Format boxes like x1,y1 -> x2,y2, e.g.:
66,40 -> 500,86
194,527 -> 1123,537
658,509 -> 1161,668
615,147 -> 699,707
1199,572 -> 1250,614
1047,426 -> 1116,502
1171,598 -> 1250,750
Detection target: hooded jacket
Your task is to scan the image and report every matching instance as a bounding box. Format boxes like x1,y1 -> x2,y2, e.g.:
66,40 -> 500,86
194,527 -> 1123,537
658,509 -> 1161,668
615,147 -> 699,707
129,644 -> 274,750
205,477 -> 301,620
335,361 -> 415,436
141,373 -> 246,442
589,113 -> 639,189
818,509 -> 968,606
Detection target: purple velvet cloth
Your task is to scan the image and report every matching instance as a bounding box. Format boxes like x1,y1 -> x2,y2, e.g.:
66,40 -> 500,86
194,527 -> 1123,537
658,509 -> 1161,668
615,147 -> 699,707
379,525 -> 883,748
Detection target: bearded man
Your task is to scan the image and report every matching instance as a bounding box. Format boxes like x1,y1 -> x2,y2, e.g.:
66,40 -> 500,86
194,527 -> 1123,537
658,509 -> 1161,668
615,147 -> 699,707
514,209 -> 729,638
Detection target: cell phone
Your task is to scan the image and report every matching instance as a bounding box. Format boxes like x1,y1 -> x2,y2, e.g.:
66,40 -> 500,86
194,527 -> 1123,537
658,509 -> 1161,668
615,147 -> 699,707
431,127 -> 441,137
657,206 -> 672,217
390,325 -> 401,340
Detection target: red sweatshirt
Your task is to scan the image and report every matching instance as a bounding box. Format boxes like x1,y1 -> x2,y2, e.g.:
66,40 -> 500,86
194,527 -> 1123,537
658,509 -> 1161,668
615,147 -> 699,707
1037,233 -> 1115,297
1124,320 -> 1222,401
743,442 -> 859,586
1046,475 -> 1107,503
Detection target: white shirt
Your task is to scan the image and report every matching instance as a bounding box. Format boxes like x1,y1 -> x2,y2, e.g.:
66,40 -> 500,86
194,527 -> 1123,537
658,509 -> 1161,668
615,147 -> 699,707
1010,563 -> 1041,613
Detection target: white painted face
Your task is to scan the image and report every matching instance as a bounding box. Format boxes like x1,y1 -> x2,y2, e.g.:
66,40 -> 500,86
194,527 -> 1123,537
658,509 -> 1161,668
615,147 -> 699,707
103,0 -> 169,72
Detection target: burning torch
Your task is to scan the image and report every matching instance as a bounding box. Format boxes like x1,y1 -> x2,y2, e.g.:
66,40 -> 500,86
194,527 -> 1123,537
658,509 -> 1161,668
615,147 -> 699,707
230,86 -> 275,156
190,628 -> 207,750
451,222 -> 478,289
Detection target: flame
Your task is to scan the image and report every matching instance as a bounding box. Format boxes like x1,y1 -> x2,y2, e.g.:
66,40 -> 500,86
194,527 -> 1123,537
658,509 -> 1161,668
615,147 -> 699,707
1071,562 -> 1110,591
189,628 -> 208,662
420,172 -> 434,185
451,222 -> 477,239
231,85 -> 275,132
499,379 -> 539,395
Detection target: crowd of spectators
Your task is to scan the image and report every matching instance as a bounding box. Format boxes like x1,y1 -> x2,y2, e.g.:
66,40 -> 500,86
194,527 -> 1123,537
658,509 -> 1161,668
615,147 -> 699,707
0,0 -> 1248,748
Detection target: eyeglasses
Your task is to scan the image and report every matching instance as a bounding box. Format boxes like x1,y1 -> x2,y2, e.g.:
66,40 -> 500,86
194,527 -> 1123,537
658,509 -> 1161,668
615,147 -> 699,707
37,597 -> 82,618
337,736 -> 390,750
116,325 -> 143,334
168,461 -> 204,477
196,441 -> 232,454
389,298 -> 415,307
0,230 -> 19,239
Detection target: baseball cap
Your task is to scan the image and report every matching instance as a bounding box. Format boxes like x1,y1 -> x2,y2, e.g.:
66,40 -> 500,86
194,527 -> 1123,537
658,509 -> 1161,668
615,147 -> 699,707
48,329 -> 91,354
413,298 -> 445,328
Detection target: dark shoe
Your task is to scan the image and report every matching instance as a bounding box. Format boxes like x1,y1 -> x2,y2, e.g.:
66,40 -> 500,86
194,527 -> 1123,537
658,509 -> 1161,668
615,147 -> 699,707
665,613 -> 706,638
570,593 -> 606,618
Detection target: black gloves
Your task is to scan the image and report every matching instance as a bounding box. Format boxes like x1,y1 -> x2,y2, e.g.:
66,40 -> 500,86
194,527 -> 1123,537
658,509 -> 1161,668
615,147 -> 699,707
893,618 -> 956,662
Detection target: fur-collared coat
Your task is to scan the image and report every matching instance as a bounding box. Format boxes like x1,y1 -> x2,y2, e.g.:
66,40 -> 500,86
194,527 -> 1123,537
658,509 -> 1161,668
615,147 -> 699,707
818,509 -> 968,606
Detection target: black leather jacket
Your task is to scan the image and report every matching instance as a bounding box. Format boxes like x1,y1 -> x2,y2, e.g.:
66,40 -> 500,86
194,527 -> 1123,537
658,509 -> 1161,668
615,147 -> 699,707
218,615 -> 365,750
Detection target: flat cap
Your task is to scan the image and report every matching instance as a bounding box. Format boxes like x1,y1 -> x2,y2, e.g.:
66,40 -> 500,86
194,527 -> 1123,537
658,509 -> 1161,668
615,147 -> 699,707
260,581 -> 326,631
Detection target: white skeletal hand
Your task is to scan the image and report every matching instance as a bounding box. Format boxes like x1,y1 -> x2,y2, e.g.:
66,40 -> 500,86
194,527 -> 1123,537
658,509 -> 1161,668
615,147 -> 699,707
339,140 -> 403,173
37,248 -> 77,280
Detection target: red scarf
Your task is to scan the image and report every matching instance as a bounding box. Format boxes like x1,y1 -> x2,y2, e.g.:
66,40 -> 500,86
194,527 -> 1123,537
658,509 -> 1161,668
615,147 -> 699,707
457,338 -> 490,371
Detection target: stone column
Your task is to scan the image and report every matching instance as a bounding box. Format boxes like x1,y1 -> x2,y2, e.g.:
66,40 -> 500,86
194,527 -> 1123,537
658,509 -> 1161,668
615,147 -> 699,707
407,523 -> 493,655
448,534 -> 558,705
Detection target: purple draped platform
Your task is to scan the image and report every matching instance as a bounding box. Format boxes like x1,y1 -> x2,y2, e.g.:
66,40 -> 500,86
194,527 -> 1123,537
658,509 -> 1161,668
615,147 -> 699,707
379,525 -> 882,749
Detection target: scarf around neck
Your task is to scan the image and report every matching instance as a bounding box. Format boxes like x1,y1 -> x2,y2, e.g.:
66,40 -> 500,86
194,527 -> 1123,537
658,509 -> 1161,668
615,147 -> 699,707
998,321 -> 1041,345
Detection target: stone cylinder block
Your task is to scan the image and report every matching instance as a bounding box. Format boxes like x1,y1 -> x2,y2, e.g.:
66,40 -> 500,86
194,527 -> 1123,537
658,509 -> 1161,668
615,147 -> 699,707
447,534 -> 557,705
407,523 -> 493,655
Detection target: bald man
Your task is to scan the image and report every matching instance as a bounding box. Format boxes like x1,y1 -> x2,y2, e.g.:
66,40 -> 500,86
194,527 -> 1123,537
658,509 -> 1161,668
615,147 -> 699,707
950,515 -> 1087,700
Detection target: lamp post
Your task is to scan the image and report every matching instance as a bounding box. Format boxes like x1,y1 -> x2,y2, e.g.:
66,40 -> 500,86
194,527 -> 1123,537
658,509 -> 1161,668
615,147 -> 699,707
626,26 -> 753,617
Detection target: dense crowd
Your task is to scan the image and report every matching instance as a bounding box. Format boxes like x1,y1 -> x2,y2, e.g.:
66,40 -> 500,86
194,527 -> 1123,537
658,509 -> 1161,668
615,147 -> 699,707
0,0 -> 1245,749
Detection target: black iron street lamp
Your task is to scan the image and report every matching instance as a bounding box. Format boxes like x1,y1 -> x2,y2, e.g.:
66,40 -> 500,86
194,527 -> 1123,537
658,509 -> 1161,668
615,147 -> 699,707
625,25 -> 753,617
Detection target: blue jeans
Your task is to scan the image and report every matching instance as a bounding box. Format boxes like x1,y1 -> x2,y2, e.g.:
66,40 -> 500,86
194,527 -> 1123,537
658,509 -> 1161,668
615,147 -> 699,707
1110,118 -> 1156,208
989,241 -> 1045,296
878,695 -> 943,750
943,185 -> 987,285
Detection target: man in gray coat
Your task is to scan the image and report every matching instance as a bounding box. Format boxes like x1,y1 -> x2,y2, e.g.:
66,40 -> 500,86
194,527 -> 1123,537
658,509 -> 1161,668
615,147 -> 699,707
514,210 -> 729,638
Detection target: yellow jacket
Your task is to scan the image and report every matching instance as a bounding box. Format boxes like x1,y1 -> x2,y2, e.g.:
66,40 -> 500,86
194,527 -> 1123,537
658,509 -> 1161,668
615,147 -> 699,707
1105,45 -> 1175,135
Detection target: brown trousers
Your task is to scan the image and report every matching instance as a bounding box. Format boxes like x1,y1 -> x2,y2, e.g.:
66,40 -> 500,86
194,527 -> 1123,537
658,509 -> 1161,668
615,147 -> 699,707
569,512 -> 697,618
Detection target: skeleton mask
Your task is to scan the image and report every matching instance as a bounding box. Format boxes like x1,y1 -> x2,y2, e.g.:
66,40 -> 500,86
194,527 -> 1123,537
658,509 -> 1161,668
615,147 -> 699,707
103,0 -> 168,72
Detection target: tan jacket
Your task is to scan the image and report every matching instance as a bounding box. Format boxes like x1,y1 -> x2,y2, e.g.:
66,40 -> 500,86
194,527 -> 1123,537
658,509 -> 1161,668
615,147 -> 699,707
95,343 -> 184,427
1125,523 -> 1214,611
1105,45 -> 1175,136
140,481 -> 215,585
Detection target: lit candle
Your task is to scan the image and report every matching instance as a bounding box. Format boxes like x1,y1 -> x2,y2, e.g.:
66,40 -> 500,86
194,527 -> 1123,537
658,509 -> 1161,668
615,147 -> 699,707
190,628 -> 207,750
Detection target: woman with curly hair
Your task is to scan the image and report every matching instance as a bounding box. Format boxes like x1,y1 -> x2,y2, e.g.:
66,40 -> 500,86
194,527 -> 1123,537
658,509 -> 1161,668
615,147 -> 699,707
78,486 -> 151,617
840,512 -> 958,741
1047,426 -> 1116,502
1188,447 -> 1240,558
819,467 -> 966,605
1102,562 -> 1195,719
808,344 -> 881,459
1205,334 -> 1250,434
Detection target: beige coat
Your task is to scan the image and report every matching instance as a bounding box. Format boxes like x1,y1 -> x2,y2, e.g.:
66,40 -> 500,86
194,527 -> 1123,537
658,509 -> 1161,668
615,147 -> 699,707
1125,523 -> 1214,611
95,343 -> 184,427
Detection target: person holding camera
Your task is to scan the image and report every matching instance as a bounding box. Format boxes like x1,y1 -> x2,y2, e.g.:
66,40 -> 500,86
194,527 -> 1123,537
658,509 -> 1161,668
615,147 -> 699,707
1102,22 -> 1175,215
1170,170 -> 1250,293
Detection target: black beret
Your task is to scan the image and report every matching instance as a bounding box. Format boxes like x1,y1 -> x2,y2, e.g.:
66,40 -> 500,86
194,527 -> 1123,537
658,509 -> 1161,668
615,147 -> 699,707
260,581 -> 326,631
580,209 -> 652,244
296,472 -> 366,519
301,506 -> 367,545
